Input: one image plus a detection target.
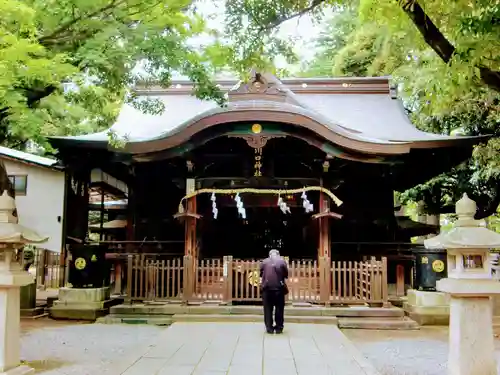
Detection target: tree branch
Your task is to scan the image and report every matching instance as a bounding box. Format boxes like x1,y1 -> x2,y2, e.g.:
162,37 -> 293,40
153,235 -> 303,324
38,0 -> 127,46
473,185 -> 500,220
258,0 -> 328,34
399,0 -> 500,92
24,86 -> 57,107
399,0 -> 453,62
252,0 -> 500,92
478,66 -> 500,92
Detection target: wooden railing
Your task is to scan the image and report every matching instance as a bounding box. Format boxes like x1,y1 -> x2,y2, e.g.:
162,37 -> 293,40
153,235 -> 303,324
193,258 -> 225,300
125,255 -> 388,306
328,257 -> 388,304
20,248 -> 65,289
288,259 -> 321,302
127,255 -> 184,301
232,259 -> 261,301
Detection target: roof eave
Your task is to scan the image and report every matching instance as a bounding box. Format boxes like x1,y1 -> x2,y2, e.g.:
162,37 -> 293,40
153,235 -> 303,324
0,154 -> 63,171
404,134 -> 491,149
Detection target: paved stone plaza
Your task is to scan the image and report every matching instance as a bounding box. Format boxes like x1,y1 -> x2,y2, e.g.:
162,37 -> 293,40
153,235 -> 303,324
120,322 -> 380,375
19,320 -> 500,374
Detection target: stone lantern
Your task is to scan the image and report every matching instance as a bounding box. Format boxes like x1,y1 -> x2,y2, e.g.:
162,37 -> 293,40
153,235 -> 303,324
424,193 -> 500,375
0,191 -> 47,375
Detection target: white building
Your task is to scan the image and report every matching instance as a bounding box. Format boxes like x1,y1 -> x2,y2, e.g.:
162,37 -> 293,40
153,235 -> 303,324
0,146 -> 65,253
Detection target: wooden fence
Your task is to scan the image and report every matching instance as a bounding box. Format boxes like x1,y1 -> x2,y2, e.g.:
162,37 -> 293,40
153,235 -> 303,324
127,255 -> 184,301
20,248 -> 65,289
125,255 -> 388,306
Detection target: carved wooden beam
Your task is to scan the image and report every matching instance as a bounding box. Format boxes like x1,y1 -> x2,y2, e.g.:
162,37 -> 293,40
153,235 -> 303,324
227,134 -> 286,149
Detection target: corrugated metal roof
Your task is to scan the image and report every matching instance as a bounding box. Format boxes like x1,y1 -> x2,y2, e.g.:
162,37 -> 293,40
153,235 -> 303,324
0,146 -> 59,168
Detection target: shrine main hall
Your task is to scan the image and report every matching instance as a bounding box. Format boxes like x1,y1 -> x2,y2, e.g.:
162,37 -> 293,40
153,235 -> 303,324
48,72 -> 483,305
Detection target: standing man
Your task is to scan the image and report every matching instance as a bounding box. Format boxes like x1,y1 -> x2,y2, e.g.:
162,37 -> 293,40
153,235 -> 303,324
260,249 -> 289,334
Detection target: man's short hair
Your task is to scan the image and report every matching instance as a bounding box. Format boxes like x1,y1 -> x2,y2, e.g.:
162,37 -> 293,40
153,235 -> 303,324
269,249 -> 280,257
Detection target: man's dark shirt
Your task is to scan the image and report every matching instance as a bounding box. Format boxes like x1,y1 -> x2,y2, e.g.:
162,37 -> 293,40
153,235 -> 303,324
260,257 -> 289,291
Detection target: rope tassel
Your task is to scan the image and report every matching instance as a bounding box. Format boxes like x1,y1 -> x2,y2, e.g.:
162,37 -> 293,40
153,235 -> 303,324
234,193 -> 246,219
211,193 -> 218,219
301,191 -> 314,213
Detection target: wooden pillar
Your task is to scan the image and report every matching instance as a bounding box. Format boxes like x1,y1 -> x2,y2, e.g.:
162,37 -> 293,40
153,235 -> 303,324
124,167 -> 136,301
126,254 -> 133,304
318,180 -> 332,305
126,173 -> 135,250
223,255 -> 233,304
396,264 -> 405,297
318,191 -> 331,259
183,178 -> 197,303
184,178 -> 197,258
319,256 -> 332,305
114,261 -> 122,295
66,165 -> 91,242
183,254 -> 194,302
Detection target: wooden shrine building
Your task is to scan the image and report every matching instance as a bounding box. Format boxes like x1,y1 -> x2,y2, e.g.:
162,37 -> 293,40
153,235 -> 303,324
49,72 -> 485,305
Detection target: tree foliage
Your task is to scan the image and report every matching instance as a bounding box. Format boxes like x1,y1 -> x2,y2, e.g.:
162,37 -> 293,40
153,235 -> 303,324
224,0 -> 500,92
308,2 -> 500,217
0,0 -> 226,150
223,0 -> 500,217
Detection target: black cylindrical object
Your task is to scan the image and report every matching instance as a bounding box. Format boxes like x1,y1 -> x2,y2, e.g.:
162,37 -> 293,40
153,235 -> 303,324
412,246 -> 447,291
20,282 -> 37,309
69,245 -> 110,288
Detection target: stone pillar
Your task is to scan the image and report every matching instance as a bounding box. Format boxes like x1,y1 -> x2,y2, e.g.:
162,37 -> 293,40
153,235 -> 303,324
0,191 -> 48,375
424,194 -> 500,375
0,247 -> 34,375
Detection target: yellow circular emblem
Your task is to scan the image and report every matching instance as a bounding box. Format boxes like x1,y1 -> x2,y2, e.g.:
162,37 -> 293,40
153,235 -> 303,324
251,123 -> 262,134
247,270 -> 261,287
432,259 -> 445,273
74,257 -> 87,270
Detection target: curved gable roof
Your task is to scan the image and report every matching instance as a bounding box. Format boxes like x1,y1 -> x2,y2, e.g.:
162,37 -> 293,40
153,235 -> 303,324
49,72 -> 487,155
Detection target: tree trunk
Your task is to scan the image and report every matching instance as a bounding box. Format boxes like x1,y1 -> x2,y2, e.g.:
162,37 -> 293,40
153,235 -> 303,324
400,0 -> 500,92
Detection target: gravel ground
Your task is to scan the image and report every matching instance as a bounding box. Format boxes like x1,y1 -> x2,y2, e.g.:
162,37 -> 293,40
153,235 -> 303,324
344,327 -> 500,375
20,320 -> 164,374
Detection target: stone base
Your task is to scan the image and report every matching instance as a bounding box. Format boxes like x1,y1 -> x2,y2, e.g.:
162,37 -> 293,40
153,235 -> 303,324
403,289 -> 450,326
50,306 -> 111,321
48,287 -> 123,321
46,296 -> 57,308
448,296 -> 497,375
20,307 -> 45,318
0,365 -> 34,375
58,286 -> 111,302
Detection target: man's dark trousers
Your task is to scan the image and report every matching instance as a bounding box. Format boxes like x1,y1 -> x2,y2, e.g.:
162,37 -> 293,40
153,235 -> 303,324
263,289 -> 285,333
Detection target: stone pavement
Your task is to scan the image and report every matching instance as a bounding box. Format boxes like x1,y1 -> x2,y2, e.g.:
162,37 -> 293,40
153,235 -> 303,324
119,322 -> 380,375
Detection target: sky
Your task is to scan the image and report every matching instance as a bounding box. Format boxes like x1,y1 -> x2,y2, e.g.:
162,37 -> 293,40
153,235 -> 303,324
189,0 -> 328,73
133,1 -> 331,79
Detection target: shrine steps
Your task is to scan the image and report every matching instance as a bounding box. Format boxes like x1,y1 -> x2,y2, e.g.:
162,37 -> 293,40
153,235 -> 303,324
97,303 -> 419,330
338,316 -> 419,330
172,314 -> 339,325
